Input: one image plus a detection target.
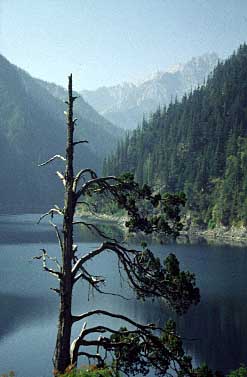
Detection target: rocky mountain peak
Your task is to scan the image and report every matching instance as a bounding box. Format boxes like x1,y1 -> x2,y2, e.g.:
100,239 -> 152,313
81,52 -> 219,129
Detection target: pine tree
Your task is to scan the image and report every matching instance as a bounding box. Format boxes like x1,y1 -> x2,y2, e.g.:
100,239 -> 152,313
36,75 -> 200,375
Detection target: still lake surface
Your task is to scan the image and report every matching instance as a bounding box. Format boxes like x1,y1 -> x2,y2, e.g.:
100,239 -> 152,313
0,214 -> 247,376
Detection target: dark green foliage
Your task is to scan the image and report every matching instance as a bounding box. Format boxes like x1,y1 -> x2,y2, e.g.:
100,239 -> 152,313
104,44 -> 247,227
86,172 -> 185,237
81,173 -> 199,313
228,365 -> 247,377
59,367 -> 113,377
75,168 -> 200,376
110,320 -> 193,376
192,364 -> 224,377
133,250 -> 200,313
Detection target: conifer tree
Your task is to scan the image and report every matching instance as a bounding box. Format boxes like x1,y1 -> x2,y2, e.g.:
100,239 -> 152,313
37,74 -> 200,376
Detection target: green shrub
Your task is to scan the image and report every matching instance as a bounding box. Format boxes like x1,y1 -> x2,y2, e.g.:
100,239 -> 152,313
0,372 -> 15,377
228,365 -> 247,377
208,219 -> 216,229
192,364 -> 215,377
58,367 -> 113,377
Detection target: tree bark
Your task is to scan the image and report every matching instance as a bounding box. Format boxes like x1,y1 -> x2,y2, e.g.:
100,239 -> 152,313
53,74 -> 75,373
44,74 -> 199,376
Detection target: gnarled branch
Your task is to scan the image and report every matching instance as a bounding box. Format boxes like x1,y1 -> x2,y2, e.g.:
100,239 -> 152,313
73,269 -> 105,286
37,208 -> 63,224
76,176 -> 119,200
73,221 -> 118,243
38,154 -> 66,167
50,287 -> 60,294
70,320 -> 154,367
72,309 -> 155,330
73,140 -> 89,146
72,242 -> 108,276
73,168 -> 97,191
76,351 -> 103,365
56,171 -> 66,187
41,249 -> 62,279
49,221 -> 63,253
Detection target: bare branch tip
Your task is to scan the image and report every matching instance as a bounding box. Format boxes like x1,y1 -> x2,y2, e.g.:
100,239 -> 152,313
38,155 -> 66,167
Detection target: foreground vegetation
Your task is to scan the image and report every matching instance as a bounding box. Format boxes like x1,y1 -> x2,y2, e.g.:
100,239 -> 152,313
58,366 -> 113,377
2,364 -> 247,377
58,365 -> 247,377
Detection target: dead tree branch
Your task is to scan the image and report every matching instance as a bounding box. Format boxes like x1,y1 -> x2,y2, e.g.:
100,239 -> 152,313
41,249 -> 62,279
37,208 -> 63,224
72,309 -> 155,330
38,154 -> 66,167
73,221 -> 118,243
75,176 -> 119,200
72,242 -> 108,276
56,171 -> 66,187
73,140 -> 89,146
49,221 -> 64,253
73,168 -> 97,191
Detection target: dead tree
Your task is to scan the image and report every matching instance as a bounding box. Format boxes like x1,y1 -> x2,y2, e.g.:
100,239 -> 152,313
37,74 -> 200,376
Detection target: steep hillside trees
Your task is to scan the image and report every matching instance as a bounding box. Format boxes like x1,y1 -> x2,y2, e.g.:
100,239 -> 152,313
104,44 -> 247,228
37,75 -> 200,376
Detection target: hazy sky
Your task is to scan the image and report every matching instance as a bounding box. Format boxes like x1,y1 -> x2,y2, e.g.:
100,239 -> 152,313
0,0 -> 247,90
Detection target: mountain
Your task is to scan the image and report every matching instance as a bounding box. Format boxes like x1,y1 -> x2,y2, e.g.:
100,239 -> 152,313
104,45 -> 247,228
82,53 -> 219,129
36,79 -> 123,158
0,54 -> 122,212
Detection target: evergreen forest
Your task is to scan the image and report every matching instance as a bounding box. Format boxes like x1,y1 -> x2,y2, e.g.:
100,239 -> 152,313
104,44 -> 247,228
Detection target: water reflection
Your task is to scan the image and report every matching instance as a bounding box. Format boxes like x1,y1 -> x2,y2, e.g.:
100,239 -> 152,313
0,214 -> 247,376
0,292 -> 57,338
76,219 -> 125,242
178,297 -> 247,373
0,214 -> 125,244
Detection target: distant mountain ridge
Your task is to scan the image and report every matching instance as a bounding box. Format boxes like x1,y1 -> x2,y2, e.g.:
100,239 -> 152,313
104,44 -> 247,228
82,53 -> 219,129
0,54 -> 122,212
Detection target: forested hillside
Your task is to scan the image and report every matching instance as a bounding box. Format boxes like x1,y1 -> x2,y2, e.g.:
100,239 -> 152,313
104,45 -> 247,228
0,54 -> 121,212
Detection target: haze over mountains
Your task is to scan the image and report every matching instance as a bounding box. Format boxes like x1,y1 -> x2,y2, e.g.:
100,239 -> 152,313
0,54 -> 122,212
82,53 -> 219,129
0,50 -> 227,213
104,45 -> 247,228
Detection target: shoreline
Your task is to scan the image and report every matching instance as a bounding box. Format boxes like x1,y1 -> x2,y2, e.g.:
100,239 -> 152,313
78,210 -> 247,246
182,225 -> 247,246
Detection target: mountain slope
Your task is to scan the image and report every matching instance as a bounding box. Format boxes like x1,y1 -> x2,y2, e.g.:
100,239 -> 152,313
0,54 -> 121,212
36,79 -> 124,157
82,53 -> 218,129
104,45 -> 247,227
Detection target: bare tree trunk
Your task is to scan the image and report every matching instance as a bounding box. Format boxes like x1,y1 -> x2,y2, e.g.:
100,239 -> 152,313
38,73 -> 199,377
53,74 -> 75,373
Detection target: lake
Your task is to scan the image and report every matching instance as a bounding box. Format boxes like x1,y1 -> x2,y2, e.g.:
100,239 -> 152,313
0,214 -> 247,376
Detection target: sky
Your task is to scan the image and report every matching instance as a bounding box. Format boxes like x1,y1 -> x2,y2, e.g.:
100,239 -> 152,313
0,0 -> 247,91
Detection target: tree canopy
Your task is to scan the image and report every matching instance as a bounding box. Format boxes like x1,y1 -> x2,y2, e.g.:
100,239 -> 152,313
36,75 -> 202,377
104,44 -> 247,228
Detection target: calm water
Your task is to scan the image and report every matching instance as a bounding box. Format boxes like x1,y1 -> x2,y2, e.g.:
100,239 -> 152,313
0,214 -> 247,376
